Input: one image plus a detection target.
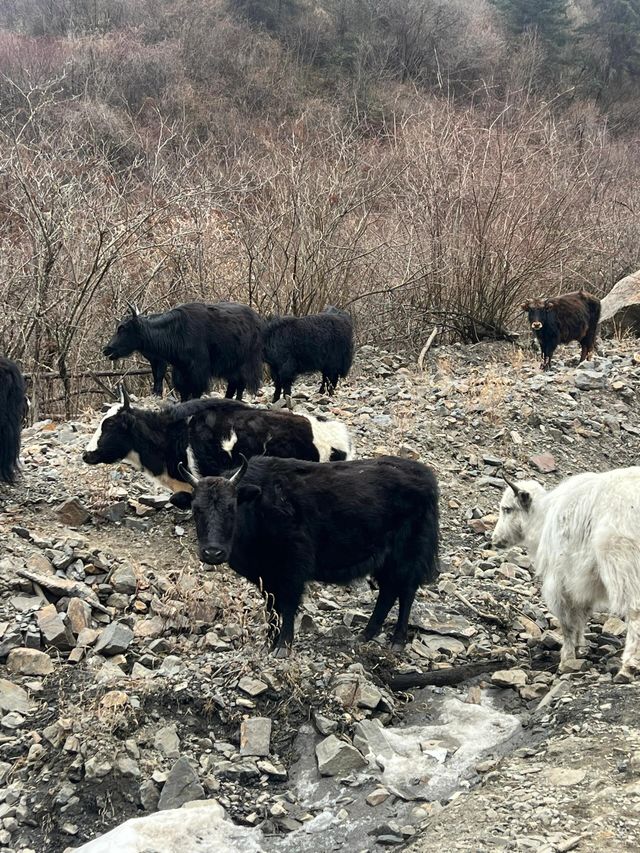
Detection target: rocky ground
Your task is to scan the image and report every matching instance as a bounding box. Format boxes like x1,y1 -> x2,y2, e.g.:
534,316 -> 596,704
1,338 -> 640,852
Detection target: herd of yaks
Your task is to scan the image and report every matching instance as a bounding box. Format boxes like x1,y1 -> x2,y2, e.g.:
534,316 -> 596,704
1,292 -> 640,681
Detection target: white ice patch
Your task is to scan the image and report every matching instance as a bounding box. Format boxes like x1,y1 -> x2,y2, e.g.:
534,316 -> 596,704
302,414 -> 354,462
85,402 -> 123,452
74,802 -> 264,853
221,429 -> 238,458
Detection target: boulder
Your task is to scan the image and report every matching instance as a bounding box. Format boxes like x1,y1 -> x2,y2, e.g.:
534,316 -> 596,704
600,270 -> 640,334
95,623 -> 134,656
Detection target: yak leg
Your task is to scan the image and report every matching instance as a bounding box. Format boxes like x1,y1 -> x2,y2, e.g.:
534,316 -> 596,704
390,581 -> 419,651
362,580 -> 398,643
319,375 -> 328,394
557,603 -> 590,671
225,382 -> 236,399
578,341 -> 589,363
150,358 -> 166,397
269,576 -> 304,658
234,383 -> 245,401
615,609 -> 640,683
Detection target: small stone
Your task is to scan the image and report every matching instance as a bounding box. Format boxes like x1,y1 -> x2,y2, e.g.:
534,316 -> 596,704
0,678 -> 32,714
316,735 -> 367,777
602,616 -> 626,637
256,759 -> 287,780
158,757 -> 205,810
155,725 -> 180,760
116,755 -> 140,778
67,599 -> 92,635
574,370 -> 605,391
6,649 -> 54,676
544,767 -> 587,787
85,756 -> 113,780
238,676 -> 268,697
541,630 -> 563,649
56,497 -> 90,526
313,712 -> 338,736
491,668 -> 528,688
110,565 -> 138,595
37,604 -> 75,650
529,453 -> 557,474
240,718 -> 272,757
367,787 -> 390,806
94,622 -> 134,656
139,779 -> 160,811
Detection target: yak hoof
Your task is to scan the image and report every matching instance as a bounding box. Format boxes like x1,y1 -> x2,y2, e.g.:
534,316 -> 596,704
614,668 -> 636,684
272,645 -> 291,659
390,640 -> 406,653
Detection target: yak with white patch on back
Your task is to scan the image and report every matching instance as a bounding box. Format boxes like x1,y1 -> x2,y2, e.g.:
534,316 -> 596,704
83,391 -> 354,508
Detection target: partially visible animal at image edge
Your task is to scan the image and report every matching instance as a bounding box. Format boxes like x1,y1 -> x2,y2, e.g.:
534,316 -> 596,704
521,289 -> 601,370
492,467 -> 640,682
180,454 -> 439,656
0,356 -> 27,485
263,306 -> 354,402
103,301 -> 263,401
82,388 -> 354,507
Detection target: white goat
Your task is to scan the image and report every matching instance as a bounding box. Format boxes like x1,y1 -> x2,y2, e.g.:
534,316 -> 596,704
492,467 -> 640,682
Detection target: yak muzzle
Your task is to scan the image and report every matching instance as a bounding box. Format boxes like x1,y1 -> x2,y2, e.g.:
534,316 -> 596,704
82,451 -> 100,465
531,321 -> 543,330
102,345 -> 117,359
200,547 -> 227,565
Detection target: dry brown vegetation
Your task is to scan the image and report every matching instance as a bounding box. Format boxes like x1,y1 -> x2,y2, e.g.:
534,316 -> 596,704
1,0 -> 639,416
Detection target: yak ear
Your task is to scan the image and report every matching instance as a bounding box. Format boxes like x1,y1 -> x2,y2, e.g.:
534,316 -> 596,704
520,301 -> 530,312
545,299 -> 556,309
237,484 -> 261,504
516,488 -> 532,510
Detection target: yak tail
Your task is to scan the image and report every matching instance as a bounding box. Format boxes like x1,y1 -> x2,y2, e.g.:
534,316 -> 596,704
0,359 -> 26,484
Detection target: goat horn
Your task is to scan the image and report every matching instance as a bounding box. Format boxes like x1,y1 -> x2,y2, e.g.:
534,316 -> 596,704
502,474 -> 519,494
178,462 -> 199,487
229,453 -> 249,484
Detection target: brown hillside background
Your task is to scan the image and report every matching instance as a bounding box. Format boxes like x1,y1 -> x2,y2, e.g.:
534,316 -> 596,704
1,0 -> 640,417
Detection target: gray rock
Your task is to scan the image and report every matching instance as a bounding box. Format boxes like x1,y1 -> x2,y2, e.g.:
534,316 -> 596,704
67,598 -> 92,635
240,718 -> 272,757
85,757 -> 113,780
37,604 -> 75,650
238,676 -> 268,697
491,668 -> 528,688
315,735 -> 367,776
110,565 -> 137,595
155,725 -> 180,760
6,648 -> 54,676
139,779 -> 160,811
55,497 -> 90,526
575,370 -> 606,391
0,678 -> 33,714
94,622 -> 134,656
158,757 -> 205,810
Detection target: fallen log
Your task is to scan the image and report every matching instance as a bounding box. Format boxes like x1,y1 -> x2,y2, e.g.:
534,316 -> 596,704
383,656 -> 510,691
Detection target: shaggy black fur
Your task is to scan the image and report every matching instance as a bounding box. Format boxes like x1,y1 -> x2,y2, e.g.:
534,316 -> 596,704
0,357 -> 27,484
103,302 -> 264,401
189,455 -> 439,654
83,395 -> 351,509
521,290 -> 601,370
263,306 -> 354,402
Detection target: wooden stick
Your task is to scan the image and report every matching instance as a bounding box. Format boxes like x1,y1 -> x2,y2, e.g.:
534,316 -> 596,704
22,369 -> 153,382
383,656 -> 510,691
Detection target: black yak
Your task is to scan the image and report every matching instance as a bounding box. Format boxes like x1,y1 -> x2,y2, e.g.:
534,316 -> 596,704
181,454 -> 439,656
263,306 -> 354,402
0,357 -> 27,484
521,290 -> 601,370
103,302 -> 263,401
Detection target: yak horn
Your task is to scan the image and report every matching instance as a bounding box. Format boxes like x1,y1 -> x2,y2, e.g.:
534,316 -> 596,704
229,454 -> 249,484
119,383 -> 132,410
126,300 -> 140,316
178,462 -> 199,487
502,474 -> 520,494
